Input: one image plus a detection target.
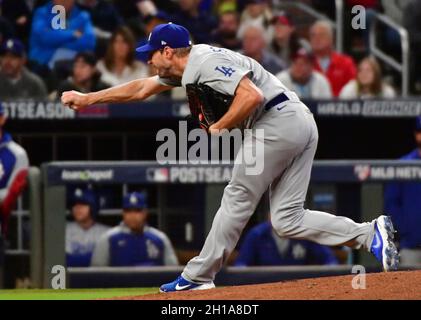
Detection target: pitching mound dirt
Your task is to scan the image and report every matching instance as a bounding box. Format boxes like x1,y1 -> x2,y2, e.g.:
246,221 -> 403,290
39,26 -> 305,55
114,270 -> 421,300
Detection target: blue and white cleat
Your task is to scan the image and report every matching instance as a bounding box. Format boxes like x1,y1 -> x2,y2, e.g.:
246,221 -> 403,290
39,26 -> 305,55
159,275 -> 215,293
370,215 -> 399,272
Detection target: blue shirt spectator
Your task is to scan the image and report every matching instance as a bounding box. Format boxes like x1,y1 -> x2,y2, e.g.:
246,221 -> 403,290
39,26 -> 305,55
91,192 -> 179,267
29,0 -> 95,69
235,221 -> 339,266
171,0 -> 217,44
385,117 -> 421,257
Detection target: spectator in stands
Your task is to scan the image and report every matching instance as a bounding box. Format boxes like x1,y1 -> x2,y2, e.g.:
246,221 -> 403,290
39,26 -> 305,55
212,11 -> 241,51
238,0 -> 273,42
171,0 -> 217,44
269,12 -> 310,66
339,57 -> 396,99
310,20 -> 357,97
0,39 -> 48,100
29,0 -> 96,70
384,116 -> 421,265
54,52 -> 109,99
211,11 -> 242,51
0,102 -> 29,286
66,188 -> 109,267
241,25 -> 285,75
77,0 -> 123,56
91,192 -> 179,267
1,0 -> 31,43
235,220 -> 339,266
276,47 -> 332,99
97,26 -> 149,86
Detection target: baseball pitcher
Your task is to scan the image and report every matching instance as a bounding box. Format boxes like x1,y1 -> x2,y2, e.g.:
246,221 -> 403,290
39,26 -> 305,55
61,23 -> 399,292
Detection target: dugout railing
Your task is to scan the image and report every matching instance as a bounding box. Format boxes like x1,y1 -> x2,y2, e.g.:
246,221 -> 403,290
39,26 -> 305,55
26,160 -> 421,288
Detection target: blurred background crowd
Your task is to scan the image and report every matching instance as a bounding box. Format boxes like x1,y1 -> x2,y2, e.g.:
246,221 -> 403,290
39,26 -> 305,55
1,0 -> 421,103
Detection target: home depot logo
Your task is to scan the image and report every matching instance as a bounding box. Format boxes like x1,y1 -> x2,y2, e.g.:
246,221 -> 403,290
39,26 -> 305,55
61,169 -> 114,182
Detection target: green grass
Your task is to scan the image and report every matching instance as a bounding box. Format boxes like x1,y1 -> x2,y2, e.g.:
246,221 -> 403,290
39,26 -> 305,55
0,288 -> 158,300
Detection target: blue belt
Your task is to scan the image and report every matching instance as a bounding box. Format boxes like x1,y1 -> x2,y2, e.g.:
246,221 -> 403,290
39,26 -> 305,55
264,92 -> 289,111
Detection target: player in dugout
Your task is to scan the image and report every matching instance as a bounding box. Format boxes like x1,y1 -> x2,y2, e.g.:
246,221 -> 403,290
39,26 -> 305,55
91,191 -> 179,267
65,187 -> 109,267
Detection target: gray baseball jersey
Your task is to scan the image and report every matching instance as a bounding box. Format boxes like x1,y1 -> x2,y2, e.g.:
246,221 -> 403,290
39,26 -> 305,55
159,44 -> 290,128
66,222 -> 110,256
170,44 -> 378,283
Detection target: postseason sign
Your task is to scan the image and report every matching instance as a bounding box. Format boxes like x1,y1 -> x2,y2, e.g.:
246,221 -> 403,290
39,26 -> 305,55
2,99 -> 421,120
3,101 -> 75,119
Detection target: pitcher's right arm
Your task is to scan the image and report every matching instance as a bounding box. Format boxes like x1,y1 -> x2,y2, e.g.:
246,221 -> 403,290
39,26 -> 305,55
61,75 -> 173,110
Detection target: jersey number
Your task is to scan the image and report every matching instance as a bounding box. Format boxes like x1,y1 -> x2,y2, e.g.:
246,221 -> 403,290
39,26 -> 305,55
215,66 -> 236,77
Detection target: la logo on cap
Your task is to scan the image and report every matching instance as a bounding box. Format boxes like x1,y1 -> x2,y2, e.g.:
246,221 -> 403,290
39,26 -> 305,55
130,195 -> 138,204
75,188 -> 82,197
6,40 -> 14,49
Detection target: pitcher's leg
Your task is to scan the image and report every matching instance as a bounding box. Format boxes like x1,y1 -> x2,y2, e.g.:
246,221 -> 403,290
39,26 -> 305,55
182,133 -> 275,283
270,113 -> 375,250
182,109 -> 307,283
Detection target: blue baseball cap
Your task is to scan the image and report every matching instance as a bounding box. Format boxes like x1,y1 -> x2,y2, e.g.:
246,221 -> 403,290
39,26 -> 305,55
71,188 -> 98,217
415,116 -> 421,132
135,23 -> 192,60
1,38 -> 25,57
123,192 -> 148,211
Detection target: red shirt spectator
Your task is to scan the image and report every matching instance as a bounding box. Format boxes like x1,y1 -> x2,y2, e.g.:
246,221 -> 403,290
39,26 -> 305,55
310,20 -> 357,97
313,51 -> 357,97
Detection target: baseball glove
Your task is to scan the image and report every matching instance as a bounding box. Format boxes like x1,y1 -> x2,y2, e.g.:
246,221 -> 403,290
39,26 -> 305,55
185,83 -> 233,130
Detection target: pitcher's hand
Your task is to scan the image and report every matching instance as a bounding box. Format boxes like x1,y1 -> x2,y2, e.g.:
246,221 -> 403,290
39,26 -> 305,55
61,90 -> 90,111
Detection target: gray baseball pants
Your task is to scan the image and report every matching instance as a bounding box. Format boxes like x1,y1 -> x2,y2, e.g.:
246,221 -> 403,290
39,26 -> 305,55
182,94 -> 376,283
